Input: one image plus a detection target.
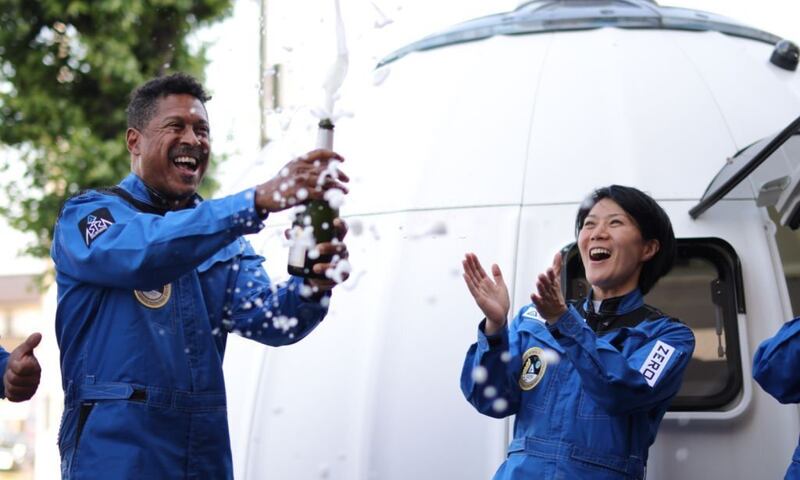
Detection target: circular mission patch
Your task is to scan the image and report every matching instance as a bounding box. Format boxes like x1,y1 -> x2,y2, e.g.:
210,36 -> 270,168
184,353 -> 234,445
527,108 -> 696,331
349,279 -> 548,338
134,284 -> 172,309
518,346 -> 547,391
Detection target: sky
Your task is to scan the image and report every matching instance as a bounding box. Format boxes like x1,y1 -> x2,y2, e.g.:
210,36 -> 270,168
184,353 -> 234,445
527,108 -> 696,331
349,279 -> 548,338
3,0 -> 800,273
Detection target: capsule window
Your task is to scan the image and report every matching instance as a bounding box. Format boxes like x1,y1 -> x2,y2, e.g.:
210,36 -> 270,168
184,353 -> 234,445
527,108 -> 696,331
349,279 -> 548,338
563,238 -> 744,411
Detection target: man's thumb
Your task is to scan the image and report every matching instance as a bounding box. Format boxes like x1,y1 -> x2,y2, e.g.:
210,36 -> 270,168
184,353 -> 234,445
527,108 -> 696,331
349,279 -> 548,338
19,333 -> 42,355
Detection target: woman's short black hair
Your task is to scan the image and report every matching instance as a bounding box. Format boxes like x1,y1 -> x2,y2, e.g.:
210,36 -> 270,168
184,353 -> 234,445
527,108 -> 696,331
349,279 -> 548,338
574,185 -> 676,295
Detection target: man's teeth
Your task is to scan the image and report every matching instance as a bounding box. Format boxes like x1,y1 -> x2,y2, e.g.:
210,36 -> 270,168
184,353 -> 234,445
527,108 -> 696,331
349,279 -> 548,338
174,156 -> 197,168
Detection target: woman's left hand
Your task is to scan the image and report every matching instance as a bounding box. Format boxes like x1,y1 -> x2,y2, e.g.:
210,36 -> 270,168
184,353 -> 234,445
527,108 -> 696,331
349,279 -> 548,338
531,251 -> 568,324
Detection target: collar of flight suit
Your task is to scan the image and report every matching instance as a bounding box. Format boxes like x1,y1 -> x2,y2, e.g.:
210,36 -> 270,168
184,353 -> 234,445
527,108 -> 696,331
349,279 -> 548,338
119,173 -> 203,214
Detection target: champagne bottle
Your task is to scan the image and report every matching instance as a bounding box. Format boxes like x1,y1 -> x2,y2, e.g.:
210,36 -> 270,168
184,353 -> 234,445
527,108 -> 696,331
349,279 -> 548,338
287,119 -> 339,279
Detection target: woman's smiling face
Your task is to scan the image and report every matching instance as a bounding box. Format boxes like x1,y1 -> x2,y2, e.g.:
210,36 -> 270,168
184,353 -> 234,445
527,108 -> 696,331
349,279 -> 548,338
578,198 -> 659,300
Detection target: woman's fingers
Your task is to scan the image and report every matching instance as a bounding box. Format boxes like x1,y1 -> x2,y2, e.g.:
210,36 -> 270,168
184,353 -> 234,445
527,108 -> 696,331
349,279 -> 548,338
551,251 -> 562,277
463,273 -> 479,298
467,253 -> 488,280
537,272 -> 559,303
462,257 -> 479,284
491,264 -> 505,289
464,253 -> 489,284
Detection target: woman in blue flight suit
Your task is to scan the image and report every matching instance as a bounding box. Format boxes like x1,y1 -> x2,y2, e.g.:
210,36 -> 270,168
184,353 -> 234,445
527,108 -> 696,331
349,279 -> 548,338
461,185 -> 695,479
753,319 -> 800,479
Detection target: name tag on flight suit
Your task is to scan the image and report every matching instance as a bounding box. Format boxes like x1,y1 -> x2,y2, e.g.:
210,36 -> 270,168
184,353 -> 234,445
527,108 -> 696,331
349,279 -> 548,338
639,340 -> 676,387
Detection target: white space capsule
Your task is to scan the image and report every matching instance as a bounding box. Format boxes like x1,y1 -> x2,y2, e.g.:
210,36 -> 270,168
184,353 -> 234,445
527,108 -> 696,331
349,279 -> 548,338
224,1 -> 800,479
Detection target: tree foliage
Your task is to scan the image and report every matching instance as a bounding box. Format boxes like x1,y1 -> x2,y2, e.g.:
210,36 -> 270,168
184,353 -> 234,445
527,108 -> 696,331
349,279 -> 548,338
0,0 -> 233,258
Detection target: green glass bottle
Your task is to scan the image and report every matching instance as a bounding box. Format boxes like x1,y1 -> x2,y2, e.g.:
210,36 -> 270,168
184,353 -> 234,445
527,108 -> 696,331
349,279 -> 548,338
287,119 -> 339,279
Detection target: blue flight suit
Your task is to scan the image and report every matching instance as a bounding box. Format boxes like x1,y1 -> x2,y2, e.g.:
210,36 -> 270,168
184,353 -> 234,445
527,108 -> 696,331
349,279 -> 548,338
461,289 -> 695,479
52,173 -> 330,479
0,348 -> 9,398
753,317 -> 800,480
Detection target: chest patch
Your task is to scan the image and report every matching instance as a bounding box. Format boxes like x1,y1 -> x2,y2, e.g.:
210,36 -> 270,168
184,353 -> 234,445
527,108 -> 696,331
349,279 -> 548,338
519,346 -> 547,391
79,208 -> 115,247
134,284 -> 172,309
639,340 -> 676,387
522,306 -> 545,323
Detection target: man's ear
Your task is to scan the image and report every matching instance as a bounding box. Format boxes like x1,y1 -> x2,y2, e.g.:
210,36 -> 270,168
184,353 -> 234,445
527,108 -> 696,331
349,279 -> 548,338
126,128 -> 140,155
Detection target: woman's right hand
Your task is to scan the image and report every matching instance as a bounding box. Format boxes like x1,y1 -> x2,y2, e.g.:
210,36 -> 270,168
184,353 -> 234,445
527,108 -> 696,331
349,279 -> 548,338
462,253 -> 510,335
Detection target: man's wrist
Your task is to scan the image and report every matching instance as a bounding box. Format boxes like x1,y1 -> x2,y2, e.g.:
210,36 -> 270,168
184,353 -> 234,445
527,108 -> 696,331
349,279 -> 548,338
254,184 -> 277,217
303,278 -> 332,302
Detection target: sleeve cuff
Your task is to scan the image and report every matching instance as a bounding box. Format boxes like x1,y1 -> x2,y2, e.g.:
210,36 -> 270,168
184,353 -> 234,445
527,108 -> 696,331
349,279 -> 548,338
552,306 -> 585,338
293,276 -> 332,305
231,188 -> 266,235
478,318 -> 508,350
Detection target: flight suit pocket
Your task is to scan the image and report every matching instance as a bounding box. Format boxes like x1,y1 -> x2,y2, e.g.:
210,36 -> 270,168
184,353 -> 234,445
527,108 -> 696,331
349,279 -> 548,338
523,363 -> 556,413
58,403 -> 95,479
75,403 -> 95,447
134,283 -> 177,333
577,390 -> 610,419
517,332 -> 561,414
57,407 -> 78,454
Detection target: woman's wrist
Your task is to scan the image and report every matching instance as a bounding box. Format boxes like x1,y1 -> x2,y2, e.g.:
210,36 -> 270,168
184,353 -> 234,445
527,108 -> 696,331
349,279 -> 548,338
484,317 -> 507,336
544,306 -> 568,325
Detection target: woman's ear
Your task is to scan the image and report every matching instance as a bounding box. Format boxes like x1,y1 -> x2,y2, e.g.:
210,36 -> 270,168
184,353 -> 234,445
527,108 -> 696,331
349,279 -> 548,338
641,239 -> 660,263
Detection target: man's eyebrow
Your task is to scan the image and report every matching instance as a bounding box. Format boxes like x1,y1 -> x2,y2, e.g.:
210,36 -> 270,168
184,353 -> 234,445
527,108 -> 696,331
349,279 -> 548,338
160,116 -> 184,124
160,116 -> 209,126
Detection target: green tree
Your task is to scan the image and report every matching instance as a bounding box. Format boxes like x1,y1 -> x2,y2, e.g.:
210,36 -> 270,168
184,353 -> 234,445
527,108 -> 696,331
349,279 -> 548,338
0,0 -> 232,259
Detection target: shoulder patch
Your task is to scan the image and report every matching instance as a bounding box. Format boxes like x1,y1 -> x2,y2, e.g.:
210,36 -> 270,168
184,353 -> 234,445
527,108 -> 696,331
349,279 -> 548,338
639,340 -> 676,387
522,306 -> 545,323
78,208 -> 115,247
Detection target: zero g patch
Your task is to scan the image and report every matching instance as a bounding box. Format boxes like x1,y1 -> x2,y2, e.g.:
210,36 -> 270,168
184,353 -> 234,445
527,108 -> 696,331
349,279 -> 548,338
134,284 -> 172,309
79,208 -> 115,247
519,347 -> 547,391
639,340 -> 676,387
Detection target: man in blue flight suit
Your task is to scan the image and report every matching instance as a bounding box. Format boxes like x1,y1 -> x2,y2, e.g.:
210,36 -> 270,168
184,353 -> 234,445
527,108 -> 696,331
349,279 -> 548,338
51,73 -> 350,479
754,319 -> 800,479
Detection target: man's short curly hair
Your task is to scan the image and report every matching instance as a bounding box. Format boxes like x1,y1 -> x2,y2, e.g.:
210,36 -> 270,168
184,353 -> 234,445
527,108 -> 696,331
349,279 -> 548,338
126,73 -> 211,130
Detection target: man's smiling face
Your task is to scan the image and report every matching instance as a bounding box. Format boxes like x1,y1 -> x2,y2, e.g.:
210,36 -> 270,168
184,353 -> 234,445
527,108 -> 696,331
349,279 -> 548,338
127,93 -> 210,205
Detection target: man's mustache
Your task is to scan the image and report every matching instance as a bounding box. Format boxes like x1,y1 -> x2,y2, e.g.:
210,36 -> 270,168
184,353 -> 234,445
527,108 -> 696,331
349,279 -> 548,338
169,144 -> 208,162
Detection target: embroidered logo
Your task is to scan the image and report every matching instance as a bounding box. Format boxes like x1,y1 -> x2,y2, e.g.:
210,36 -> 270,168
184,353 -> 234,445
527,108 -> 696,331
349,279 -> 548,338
78,208 -> 115,247
134,284 -> 172,309
640,340 -> 676,387
519,347 -> 547,391
522,306 -> 545,323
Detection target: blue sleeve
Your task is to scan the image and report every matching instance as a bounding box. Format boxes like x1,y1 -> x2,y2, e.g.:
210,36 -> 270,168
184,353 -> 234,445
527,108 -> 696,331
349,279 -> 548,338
0,347 -> 8,399
52,188 -> 263,290
460,309 -> 527,419
552,306 -> 695,416
224,241 -> 329,347
753,317 -> 800,404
